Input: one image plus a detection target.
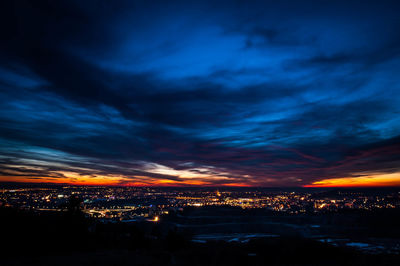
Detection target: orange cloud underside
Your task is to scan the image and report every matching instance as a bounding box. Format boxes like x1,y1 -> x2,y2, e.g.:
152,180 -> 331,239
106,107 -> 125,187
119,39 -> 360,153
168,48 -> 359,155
0,172 -> 235,187
0,164 -> 249,186
305,172 -> 400,187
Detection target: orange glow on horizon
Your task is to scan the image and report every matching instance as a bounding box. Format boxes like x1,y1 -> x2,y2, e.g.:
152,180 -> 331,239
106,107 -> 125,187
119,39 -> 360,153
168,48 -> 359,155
305,172 -> 400,187
2,170 -> 400,188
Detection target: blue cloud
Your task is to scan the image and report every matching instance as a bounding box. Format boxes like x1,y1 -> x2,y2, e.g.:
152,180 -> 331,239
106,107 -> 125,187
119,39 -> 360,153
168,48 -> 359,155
0,0 -> 400,186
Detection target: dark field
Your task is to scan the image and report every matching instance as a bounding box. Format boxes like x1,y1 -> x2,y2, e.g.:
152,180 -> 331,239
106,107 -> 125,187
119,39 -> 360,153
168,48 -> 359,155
1,206 -> 400,266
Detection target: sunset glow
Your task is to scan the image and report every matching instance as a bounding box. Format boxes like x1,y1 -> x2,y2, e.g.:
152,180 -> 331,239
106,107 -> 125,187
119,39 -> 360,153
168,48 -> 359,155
306,173 -> 400,188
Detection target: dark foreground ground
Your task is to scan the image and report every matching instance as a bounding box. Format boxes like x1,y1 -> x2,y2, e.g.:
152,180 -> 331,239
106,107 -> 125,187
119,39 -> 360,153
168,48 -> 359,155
1,207 -> 400,266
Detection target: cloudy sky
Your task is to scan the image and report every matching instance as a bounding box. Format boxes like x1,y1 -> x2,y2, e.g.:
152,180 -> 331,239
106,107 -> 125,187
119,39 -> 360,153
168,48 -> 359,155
0,0 -> 400,187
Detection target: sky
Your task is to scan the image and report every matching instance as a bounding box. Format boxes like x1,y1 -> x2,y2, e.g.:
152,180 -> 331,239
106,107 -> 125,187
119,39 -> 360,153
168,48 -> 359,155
0,0 -> 400,187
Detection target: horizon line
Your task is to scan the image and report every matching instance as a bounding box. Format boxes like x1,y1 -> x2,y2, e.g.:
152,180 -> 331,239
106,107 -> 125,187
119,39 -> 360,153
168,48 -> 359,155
1,181 -> 400,189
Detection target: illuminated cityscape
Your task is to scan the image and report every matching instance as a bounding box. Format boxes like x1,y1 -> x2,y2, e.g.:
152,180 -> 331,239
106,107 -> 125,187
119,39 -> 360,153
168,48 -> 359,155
2,186 -> 400,220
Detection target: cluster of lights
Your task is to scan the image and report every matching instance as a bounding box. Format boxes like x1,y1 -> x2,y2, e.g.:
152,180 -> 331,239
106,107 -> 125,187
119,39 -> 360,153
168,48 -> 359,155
1,187 -> 399,222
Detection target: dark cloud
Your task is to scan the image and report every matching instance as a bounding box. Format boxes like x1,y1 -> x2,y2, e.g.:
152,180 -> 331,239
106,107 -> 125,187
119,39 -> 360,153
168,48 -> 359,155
0,0 -> 400,186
